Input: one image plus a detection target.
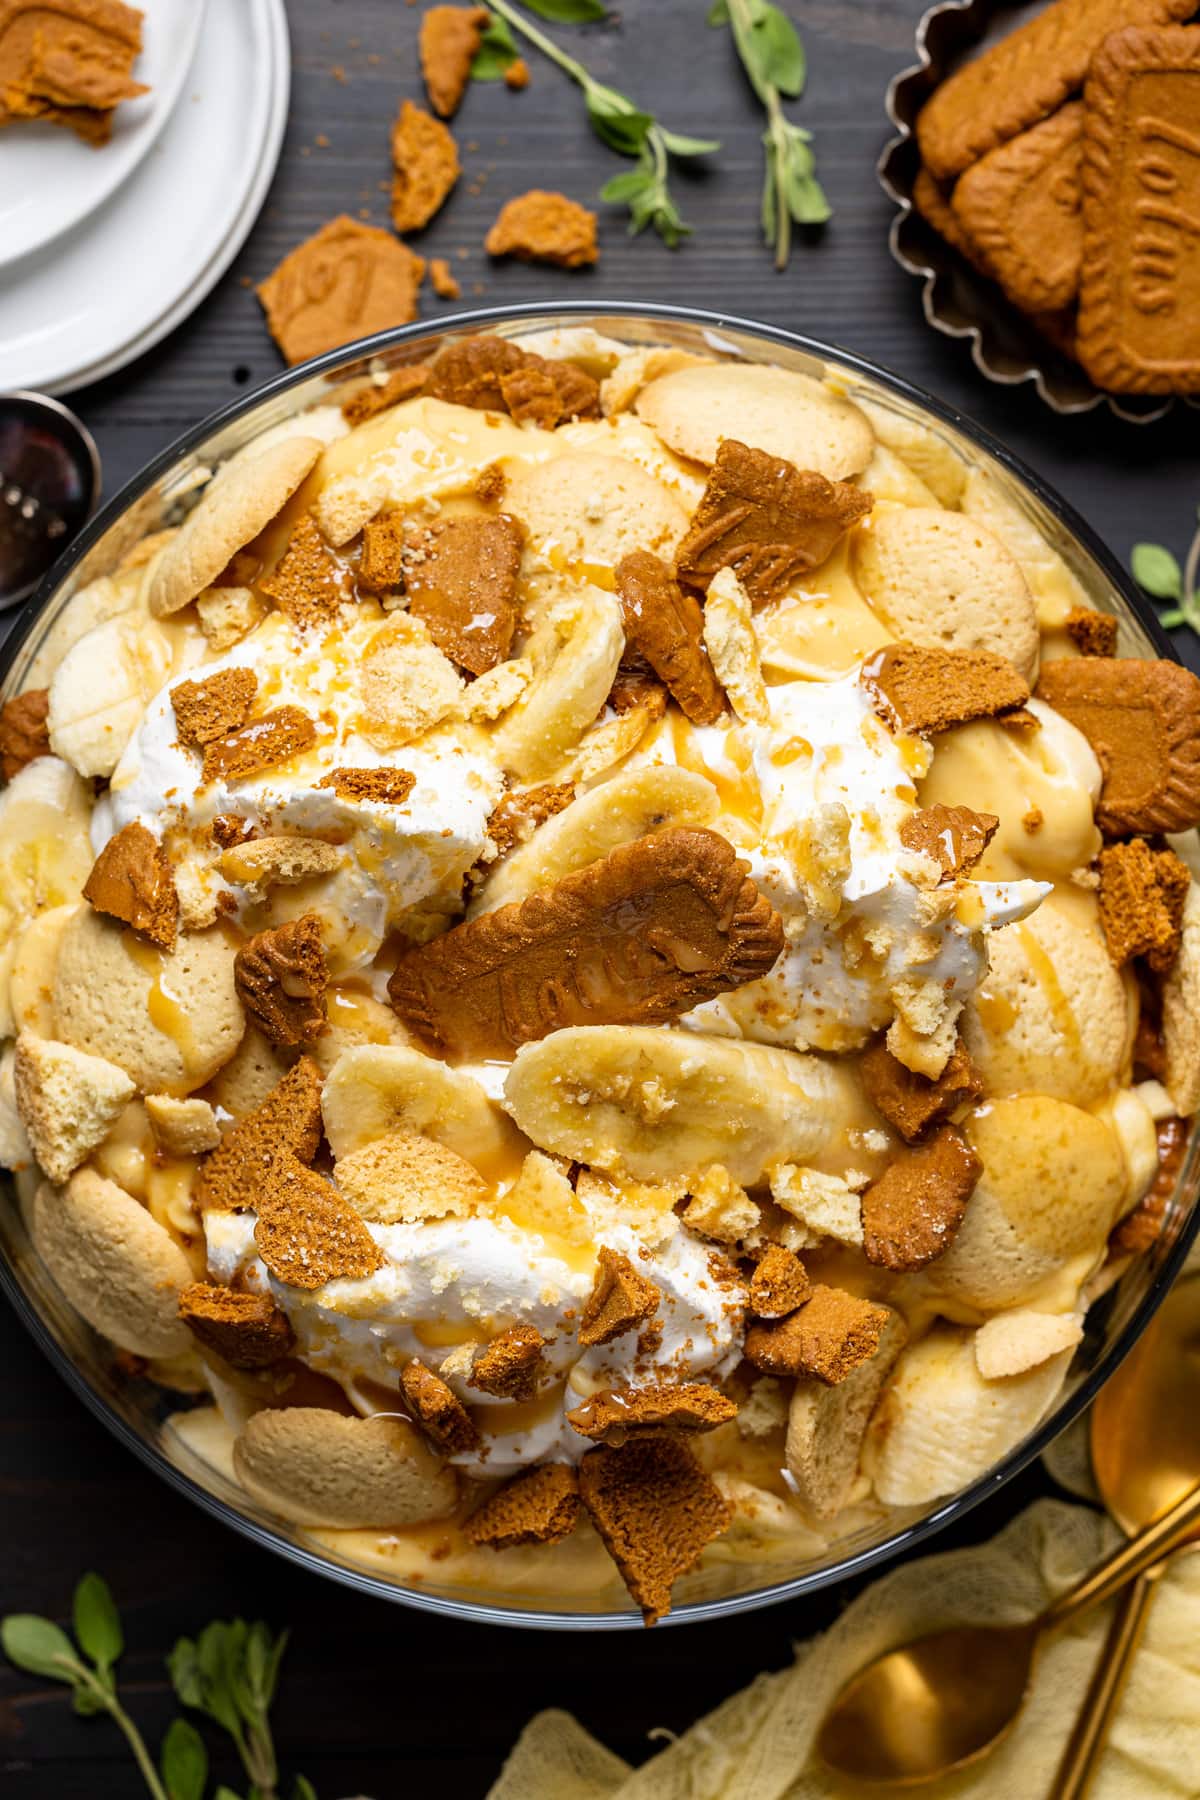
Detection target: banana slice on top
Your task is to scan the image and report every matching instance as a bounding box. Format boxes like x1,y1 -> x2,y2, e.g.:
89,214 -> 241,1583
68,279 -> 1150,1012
471,766 -> 719,916
504,1025 -> 856,1186
489,587 -> 624,781
321,1043 -> 523,1178
0,758 -> 94,977
47,613 -> 174,778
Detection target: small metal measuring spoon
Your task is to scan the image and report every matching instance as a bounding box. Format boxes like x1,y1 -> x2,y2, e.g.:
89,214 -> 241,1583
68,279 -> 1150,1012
0,392 -> 101,611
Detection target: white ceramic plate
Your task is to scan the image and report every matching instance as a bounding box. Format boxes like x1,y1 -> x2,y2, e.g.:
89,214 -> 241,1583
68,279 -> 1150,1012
0,0 -> 289,396
0,0 -> 208,273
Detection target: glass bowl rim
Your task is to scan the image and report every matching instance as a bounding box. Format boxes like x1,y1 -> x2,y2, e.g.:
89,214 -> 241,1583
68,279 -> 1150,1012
1,299 -> 1195,1633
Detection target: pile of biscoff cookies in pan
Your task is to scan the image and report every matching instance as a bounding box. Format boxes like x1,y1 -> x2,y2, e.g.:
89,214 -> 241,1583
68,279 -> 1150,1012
914,0 -> 1200,394
2,327 -> 1200,1621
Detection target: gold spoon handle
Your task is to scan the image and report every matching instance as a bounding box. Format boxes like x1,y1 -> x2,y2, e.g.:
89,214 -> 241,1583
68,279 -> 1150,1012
1046,1567 -> 1163,1800
1044,1480 -> 1200,1628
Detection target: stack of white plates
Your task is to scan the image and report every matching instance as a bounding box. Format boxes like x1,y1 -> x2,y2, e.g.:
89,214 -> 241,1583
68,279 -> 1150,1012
0,0 -> 289,395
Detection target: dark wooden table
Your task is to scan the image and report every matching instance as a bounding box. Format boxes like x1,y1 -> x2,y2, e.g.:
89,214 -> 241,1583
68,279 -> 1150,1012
3,2 -> 1199,1794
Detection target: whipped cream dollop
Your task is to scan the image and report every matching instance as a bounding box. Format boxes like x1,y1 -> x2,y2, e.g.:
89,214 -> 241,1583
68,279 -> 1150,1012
638,674 -> 1049,1052
93,611 -> 503,971
205,1205 -> 745,1476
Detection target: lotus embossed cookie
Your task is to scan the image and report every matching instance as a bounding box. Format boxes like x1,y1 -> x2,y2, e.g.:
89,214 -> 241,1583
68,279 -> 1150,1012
3,331 -> 1198,1623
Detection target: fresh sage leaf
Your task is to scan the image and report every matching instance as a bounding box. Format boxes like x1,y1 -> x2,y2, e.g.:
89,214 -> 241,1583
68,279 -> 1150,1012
656,127 -> 720,157
213,1788 -> 246,1800
73,1573 -> 123,1677
72,1684 -> 108,1716
168,1637 -> 205,1711
1,1615 -> 79,1683
1132,542 -> 1184,601
161,1718 -> 209,1800
707,0 -> 731,21
600,168 -> 652,202
522,0 -> 607,19
751,4 -> 805,96
292,1779 -> 318,1800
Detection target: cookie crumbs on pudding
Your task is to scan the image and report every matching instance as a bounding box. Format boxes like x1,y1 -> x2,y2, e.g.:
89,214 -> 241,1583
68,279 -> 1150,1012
195,1059 -> 324,1213
1065,607 -> 1118,657
316,766 -> 416,805
200,706 -> 318,784
1098,838 -> 1191,971
260,516 -> 350,627
254,1160 -> 387,1290
340,365 -> 430,427
899,803 -> 999,879
861,1125 -> 982,1271
468,1324 -> 545,1401
0,688 -> 50,779
861,1035 -> 984,1144
747,1244 -> 812,1319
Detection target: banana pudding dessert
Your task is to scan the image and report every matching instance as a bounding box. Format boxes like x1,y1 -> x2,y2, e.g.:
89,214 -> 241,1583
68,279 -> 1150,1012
2,329 -> 1199,1623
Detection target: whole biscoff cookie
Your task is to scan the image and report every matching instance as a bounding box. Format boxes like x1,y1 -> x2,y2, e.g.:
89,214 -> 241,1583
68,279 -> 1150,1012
1078,26 -> 1200,394
634,364 -> 874,480
915,0 -> 1195,184
853,507 -> 1039,679
951,104 -> 1084,315
961,898 -> 1133,1106
505,451 -> 688,570
32,1170 -> 193,1359
55,909 -> 244,1094
147,436 -> 324,618
232,1409 -> 458,1528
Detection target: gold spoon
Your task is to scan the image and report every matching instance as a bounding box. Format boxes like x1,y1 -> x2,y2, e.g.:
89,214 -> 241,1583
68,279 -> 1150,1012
1049,1274 -> 1200,1799
816,1336 -> 1200,1782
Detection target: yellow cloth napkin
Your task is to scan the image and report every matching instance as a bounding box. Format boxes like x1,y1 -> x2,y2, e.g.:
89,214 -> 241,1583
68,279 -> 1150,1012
489,1495 -> 1200,1798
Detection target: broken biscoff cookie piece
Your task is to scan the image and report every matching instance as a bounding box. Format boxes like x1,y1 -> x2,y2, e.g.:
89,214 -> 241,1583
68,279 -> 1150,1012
748,1244 -> 812,1319
1097,838 -> 1191,972
485,783 -> 575,860
196,1057 -> 324,1213
400,1357 -> 480,1453
485,190 -> 599,268
578,1248 -> 660,1349
234,914 -> 329,1049
1,0 -> 147,144
861,1124 -> 982,1272
403,514 -> 523,674
676,439 -> 872,604
388,826 -> 784,1058
862,642 -> 1031,736
419,4 -> 489,117
862,1035 -> 983,1144
566,1382 -> 737,1446
745,1285 -> 891,1385
578,1435 -> 733,1624
340,364 -> 431,427
178,1282 -> 295,1370
83,821 -> 178,949
0,688 -> 50,780
390,98 -> 460,233
257,218 -> 425,365
899,804 -> 999,879
254,1158 -> 386,1290
171,668 -> 258,748
615,550 -> 726,725
464,1463 -> 580,1549
425,332 -> 600,422
1065,606 -> 1119,657
259,515 -> 350,628
1037,656 -> 1200,835
201,706 -> 318,785
317,767 -> 416,805
468,1324 -> 546,1401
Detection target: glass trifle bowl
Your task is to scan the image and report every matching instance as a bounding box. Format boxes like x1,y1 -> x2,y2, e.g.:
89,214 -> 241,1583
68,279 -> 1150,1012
1,303 -> 1198,1630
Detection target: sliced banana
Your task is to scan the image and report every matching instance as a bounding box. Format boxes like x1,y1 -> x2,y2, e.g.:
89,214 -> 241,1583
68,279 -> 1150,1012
488,587 -> 624,781
22,568 -> 144,690
0,1045 -> 31,1170
472,766 -> 719,916
322,1043 -> 523,1177
0,758 -> 93,959
961,467 -> 1089,631
503,1026 -> 856,1186
854,399 -> 968,508
863,1326 -> 1073,1506
48,614 -> 173,778
8,903 -> 78,1039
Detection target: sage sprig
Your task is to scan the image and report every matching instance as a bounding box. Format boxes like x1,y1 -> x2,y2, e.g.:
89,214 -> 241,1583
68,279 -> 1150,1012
1133,507 -> 1200,635
2,1577 -> 315,1800
472,0 -> 719,246
710,0 -> 830,268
